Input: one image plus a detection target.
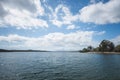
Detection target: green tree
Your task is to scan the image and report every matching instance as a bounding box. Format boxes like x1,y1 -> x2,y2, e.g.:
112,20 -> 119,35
115,45 -> 120,52
82,48 -> 89,52
93,47 -> 99,52
99,40 -> 114,52
87,46 -> 93,51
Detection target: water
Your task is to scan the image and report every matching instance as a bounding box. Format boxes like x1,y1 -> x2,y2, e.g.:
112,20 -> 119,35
0,52 -> 120,80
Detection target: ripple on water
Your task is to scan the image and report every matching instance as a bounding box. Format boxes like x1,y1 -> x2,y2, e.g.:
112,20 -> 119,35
0,52 -> 120,80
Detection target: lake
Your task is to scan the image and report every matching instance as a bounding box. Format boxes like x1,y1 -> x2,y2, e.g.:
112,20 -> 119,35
0,52 -> 120,80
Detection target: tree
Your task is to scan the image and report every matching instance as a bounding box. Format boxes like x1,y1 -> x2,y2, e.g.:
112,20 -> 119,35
114,45 -> 120,52
81,48 -> 89,52
93,47 -> 99,52
99,40 -> 114,52
87,46 -> 93,51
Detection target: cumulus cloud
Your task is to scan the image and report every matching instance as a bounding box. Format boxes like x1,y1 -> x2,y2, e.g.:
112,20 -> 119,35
0,0 -> 48,29
0,31 -> 103,51
0,34 -> 27,42
79,0 -> 120,24
50,5 -> 78,27
50,0 -> 120,26
1,0 -> 119,29
0,0 -> 44,16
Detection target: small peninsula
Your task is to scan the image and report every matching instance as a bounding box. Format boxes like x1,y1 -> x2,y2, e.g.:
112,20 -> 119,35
80,40 -> 120,53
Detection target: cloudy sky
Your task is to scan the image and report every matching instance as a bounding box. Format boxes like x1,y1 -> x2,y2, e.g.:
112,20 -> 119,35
0,0 -> 120,51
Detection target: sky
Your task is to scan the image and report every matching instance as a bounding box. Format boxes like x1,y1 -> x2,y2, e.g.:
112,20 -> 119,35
0,0 -> 120,51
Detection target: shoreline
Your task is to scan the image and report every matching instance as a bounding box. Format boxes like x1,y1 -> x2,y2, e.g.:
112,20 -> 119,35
86,51 -> 120,54
0,49 -> 120,54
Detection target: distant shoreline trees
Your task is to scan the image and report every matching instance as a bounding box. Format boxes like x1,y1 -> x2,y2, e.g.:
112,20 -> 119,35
99,40 -> 114,52
80,40 -> 120,52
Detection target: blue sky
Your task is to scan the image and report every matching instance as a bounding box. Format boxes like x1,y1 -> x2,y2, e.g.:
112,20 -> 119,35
0,0 -> 120,51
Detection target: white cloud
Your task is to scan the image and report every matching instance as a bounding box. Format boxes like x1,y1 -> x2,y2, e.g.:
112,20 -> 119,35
50,5 -> 78,27
111,35 -> 120,45
79,0 -> 120,24
51,19 -> 63,27
49,0 -> 120,27
0,0 -> 48,29
67,25 -> 76,30
1,0 -> 119,29
0,0 -> 44,16
4,9 -> 48,29
0,31 -> 103,51
0,34 -> 27,42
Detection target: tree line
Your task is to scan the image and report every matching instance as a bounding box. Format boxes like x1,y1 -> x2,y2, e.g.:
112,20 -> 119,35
80,40 -> 120,52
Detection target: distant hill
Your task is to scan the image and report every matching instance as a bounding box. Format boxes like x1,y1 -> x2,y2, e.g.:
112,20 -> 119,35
0,49 -> 48,52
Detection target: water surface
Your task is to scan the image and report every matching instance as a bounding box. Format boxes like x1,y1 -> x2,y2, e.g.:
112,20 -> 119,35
0,52 -> 120,80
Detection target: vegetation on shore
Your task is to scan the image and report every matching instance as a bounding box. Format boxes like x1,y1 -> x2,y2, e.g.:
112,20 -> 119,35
80,40 -> 120,53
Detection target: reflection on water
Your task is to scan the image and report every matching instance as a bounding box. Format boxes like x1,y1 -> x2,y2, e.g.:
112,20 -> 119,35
0,52 -> 120,80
